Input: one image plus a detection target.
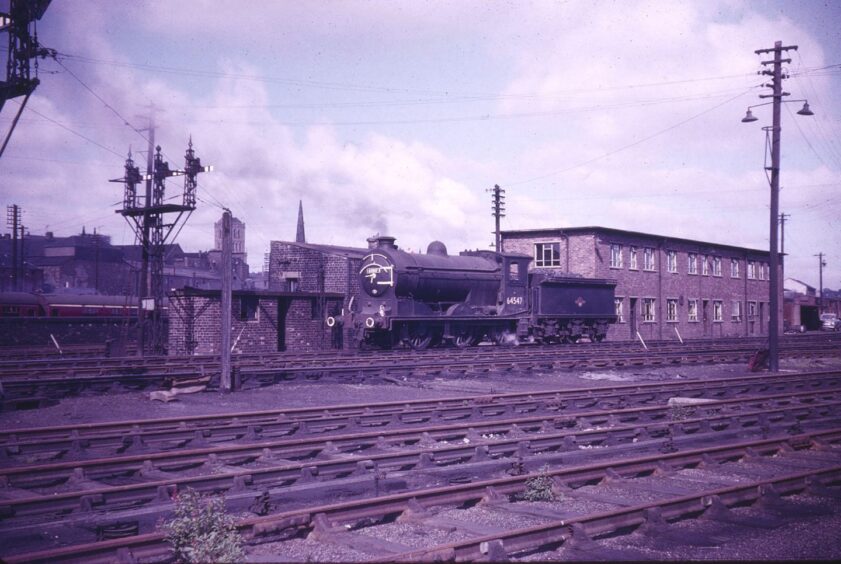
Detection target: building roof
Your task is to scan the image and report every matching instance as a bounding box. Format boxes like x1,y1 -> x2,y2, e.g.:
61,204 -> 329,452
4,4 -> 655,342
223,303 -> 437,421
114,244 -> 185,262
784,278 -> 816,291
502,226 -> 770,256
272,240 -> 368,258
170,287 -> 344,299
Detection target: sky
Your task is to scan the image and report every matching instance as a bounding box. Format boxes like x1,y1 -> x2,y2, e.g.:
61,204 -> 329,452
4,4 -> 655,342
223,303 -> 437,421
1,0 -> 840,288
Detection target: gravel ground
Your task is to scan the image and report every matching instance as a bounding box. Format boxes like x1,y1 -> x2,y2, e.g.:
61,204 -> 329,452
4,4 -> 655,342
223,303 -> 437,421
3,356 -> 838,430
2,355 -> 840,562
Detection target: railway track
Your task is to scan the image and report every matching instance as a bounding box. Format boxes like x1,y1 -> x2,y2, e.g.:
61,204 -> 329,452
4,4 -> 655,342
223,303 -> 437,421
2,369 -> 840,458
6,431 -> 840,562
2,369 -> 841,561
3,333 -> 837,375
2,333 -> 840,410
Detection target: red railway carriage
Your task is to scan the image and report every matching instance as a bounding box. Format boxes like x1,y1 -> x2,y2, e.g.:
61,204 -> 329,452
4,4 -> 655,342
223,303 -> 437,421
0,292 -> 137,318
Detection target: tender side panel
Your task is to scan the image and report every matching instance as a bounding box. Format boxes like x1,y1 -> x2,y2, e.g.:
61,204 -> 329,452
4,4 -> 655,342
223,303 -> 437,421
535,278 -> 617,319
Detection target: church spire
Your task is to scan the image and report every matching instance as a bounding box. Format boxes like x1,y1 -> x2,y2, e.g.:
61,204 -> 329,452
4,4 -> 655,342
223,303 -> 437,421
295,200 -> 306,243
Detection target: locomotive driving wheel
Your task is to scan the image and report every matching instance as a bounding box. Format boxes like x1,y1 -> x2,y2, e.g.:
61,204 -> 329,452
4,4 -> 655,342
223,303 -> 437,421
453,326 -> 479,348
407,325 -> 439,350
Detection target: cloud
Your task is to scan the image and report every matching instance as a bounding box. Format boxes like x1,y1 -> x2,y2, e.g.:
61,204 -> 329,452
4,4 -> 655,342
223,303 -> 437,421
2,0 -> 839,289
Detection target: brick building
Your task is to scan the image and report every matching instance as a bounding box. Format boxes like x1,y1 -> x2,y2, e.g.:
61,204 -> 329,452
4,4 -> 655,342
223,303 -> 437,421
501,227 -> 775,341
167,288 -> 344,355
267,240 -> 366,297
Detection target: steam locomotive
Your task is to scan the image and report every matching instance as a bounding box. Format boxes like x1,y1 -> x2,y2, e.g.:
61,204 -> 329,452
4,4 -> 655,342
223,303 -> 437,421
327,236 -> 617,349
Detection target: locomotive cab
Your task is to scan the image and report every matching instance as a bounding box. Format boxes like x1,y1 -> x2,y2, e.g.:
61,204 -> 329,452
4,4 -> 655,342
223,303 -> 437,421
498,255 -> 530,316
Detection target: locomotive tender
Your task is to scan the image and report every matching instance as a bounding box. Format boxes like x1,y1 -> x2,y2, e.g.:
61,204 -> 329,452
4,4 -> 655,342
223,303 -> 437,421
327,236 -> 617,349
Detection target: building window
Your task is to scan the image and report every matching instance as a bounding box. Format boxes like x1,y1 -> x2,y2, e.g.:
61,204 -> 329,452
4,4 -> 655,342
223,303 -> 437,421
666,299 -> 678,322
614,297 -> 624,323
731,300 -> 742,322
702,255 -> 709,276
239,296 -> 259,321
643,247 -> 656,271
629,247 -> 638,270
667,251 -> 677,273
759,262 -> 767,280
712,256 -> 722,277
610,244 -> 623,268
642,298 -> 656,322
731,259 -> 740,278
713,300 -> 723,322
688,253 -> 697,275
748,301 -> 757,318
747,261 -> 756,279
534,242 -> 561,268
688,299 -> 698,322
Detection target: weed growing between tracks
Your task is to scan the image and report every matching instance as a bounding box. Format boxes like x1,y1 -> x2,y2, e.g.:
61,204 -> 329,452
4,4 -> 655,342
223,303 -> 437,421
159,488 -> 244,563
517,465 -> 558,502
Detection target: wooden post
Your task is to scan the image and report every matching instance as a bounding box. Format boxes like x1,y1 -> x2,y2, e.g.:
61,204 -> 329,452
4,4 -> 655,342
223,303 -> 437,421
220,210 -> 233,391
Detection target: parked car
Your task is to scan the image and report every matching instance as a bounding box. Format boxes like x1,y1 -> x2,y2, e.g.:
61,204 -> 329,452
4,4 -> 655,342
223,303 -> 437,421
820,313 -> 841,331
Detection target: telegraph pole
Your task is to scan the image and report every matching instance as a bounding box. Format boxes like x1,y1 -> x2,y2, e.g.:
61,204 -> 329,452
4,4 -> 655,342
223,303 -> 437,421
140,111 -> 155,355
763,41 -> 786,372
488,184 -> 506,252
220,209 -> 232,392
816,253 -> 826,313
742,40 -> 810,371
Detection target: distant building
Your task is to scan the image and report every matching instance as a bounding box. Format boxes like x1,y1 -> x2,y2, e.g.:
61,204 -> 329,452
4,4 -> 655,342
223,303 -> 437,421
1,223 -> 228,295
209,214 -> 250,288
784,278 -> 840,331
21,230 -> 135,295
784,278 -> 816,297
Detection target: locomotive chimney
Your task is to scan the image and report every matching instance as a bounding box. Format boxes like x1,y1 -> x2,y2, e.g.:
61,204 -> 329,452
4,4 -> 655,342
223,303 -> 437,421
367,235 -> 397,250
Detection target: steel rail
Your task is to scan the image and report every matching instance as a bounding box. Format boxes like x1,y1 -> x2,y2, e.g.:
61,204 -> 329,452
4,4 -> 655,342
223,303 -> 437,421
382,463 -> 841,561
2,332 -> 838,378
4,342 -> 841,410
2,389 -> 839,526
6,429 -> 841,564
3,370 -> 840,456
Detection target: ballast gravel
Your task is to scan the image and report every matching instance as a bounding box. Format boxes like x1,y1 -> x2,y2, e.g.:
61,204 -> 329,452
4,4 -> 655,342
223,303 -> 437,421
2,355 -> 841,562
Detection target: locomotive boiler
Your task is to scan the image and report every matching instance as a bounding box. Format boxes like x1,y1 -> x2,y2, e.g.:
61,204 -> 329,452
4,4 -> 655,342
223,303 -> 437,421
328,235 -> 617,349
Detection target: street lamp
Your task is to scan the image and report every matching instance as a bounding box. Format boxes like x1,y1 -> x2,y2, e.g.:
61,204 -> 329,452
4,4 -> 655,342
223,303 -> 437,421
741,101 -> 813,122
741,41 -> 814,372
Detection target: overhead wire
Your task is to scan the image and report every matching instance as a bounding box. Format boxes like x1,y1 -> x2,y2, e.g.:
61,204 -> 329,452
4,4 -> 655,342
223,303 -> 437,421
46,56 -> 236,222
52,49 -> 764,100
503,85 -> 762,187
181,87 -> 756,127
54,57 -> 151,147
792,52 -> 841,170
7,99 -> 125,158
784,102 -> 831,169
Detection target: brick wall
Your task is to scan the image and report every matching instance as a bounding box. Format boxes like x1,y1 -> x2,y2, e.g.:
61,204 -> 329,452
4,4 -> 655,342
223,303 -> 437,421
502,228 -> 775,341
268,241 -> 362,309
168,292 -> 345,355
